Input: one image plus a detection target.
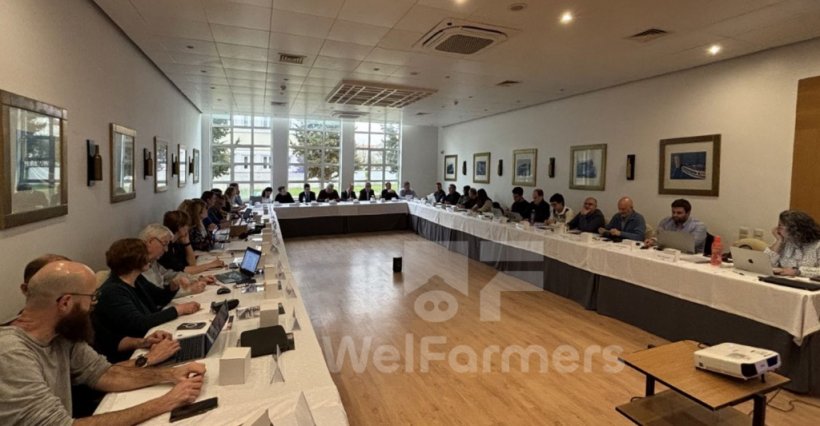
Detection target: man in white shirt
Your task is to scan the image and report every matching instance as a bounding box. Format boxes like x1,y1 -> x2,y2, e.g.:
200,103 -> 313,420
399,181 -> 416,199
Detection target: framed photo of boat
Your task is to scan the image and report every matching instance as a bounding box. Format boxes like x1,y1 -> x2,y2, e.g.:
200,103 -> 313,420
569,144 -> 606,191
658,134 -> 721,196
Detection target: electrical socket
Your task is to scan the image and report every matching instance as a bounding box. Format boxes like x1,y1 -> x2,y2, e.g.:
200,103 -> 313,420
753,228 -> 765,239
738,227 -> 750,239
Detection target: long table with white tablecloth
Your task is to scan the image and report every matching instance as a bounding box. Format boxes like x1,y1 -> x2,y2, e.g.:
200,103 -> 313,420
405,202 -> 820,394
273,201 -> 409,237
95,211 -> 348,425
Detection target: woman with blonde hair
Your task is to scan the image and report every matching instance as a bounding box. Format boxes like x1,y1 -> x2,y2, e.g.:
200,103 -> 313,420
181,199 -> 214,251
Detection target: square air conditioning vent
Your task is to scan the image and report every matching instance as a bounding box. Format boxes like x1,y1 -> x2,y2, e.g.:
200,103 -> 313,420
331,110 -> 368,119
326,80 -> 437,108
414,18 -> 519,56
279,53 -> 306,64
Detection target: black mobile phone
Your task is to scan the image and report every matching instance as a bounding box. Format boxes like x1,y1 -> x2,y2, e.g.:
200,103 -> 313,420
177,322 -> 207,330
169,397 -> 218,422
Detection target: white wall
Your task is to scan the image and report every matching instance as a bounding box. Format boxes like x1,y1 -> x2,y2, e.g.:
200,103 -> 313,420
402,125 -> 439,194
0,0 -> 202,320
439,37 -> 820,245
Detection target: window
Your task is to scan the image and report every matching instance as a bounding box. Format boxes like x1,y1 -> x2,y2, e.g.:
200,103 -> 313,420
286,118 -> 341,197
354,119 -> 401,196
210,114 -> 271,198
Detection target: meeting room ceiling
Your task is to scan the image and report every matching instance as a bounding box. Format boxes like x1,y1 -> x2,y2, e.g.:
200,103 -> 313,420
93,0 -> 820,126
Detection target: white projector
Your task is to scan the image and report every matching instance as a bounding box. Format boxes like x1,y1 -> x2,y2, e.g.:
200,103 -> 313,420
694,343 -> 780,380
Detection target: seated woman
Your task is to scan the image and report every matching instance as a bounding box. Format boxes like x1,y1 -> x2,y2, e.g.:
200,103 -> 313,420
93,238 -> 200,363
181,199 -> 215,251
274,186 -> 294,203
159,210 -> 224,275
471,189 -> 493,213
766,210 -> 820,276
260,187 -> 274,203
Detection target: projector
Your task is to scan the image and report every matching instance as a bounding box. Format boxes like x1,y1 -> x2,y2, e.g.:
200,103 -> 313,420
694,343 -> 780,380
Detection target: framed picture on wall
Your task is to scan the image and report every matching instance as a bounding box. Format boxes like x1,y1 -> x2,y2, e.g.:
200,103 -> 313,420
658,134 -> 721,196
154,137 -> 168,193
192,148 -> 200,184
110,124 -> 136,203
444,154 -> 457,181
512,149 -> 537,186
178,145 -> 187,187
569,144 -> 607,191
473,152 -> 491,184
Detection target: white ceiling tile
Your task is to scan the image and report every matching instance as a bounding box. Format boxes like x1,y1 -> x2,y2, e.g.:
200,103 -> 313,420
337,0 -> 415,27
271,10 -> 334,38
221,57 -> 269,72
226,0 -> 273,8
416,0 -> 491,15
203,0 -> 271,31
312,55 -> 361,71
160,37 -> 220,56
216,43 -> 270,61
146,17 -> 213,41
267,62 -> 312,77
327,20 -> 390,46
169,52 -> 222,66
211,24 -> 270,48
394,5 -> 452,33
269,32 -> 325,55
272,0 -> 344,18
224,68 -> 269,81
377,29 -> 423,51
353,61 -> 399,76
319,40 -> 374,60
131,0 -> 207,22
364,47 -> 414,66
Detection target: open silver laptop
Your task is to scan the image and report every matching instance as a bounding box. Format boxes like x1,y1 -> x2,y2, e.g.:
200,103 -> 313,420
730,247 -> 774,275
657,230 -> 696,254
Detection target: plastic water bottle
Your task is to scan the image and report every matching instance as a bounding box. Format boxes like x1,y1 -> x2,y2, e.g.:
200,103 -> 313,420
710,236 -> 723,266
530,210 -> 536,225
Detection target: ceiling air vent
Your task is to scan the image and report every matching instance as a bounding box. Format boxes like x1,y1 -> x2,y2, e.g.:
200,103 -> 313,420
270,101 -> 287,107
496,80 -> 521,87
326,80 -> 437,108
415,19 -> 518,55
415,112 -> 430,116
626,28 -> 669,43
330,110 -> 368,119
279,53 -> 306,64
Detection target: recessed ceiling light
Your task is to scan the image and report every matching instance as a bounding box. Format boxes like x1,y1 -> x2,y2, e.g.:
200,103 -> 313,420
708,44 -> 722,55
373,67 -> 380,71
186,45 -> 194,49
210,86 -> 215,89
509,3 -> 527,12
410,71 -> 419,76
200,70 -> 207,73
445,75 -> 451,79
560,11 -> 574,24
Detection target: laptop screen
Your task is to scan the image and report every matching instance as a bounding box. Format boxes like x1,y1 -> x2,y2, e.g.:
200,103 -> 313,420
205,304 -> 229,345
240,247 -> 261,274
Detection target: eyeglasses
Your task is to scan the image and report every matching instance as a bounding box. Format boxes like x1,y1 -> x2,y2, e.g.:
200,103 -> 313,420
151,237 -> 170,248
57,290 -> 100,303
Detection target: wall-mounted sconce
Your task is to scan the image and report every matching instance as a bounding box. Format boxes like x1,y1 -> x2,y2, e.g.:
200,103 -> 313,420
548,157 -> 555,178
188,156 -> 194,175
497,159 -> 503,176
171,154 -> 178,176
87,139 -> 103,186
143,148 -> 154,179
462,160 -> 467,176
626,154 -> 636,180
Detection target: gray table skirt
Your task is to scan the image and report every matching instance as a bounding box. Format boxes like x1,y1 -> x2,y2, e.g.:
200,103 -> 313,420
279,213 -> 409,238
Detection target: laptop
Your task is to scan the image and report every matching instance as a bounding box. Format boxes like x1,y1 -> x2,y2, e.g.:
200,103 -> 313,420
758,275 -> 820,292
508,212 -> 523,222
169,303 -> 229,363
215,247 -> 261,284
730,247 -> 774,275
657,230 -> 696,254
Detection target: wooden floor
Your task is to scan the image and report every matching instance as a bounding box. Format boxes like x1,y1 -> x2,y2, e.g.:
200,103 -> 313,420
285,232 -> 820,425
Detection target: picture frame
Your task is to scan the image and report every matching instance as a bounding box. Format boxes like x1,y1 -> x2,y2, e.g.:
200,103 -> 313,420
658,134 -> 721,196
444,154 -> 457,181
512,148 -> 537,186
569,144 -> 607,191
178,145 -> 187,187
110,124 -> 136,203
473,152 -> 491,184
0,90 -> 68,229
192,148 -> 200,184
154,137 -> 168,193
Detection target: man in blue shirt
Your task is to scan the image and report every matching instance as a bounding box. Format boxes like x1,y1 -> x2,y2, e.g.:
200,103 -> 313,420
645,199 -> 708,252
600,197 -> 646,241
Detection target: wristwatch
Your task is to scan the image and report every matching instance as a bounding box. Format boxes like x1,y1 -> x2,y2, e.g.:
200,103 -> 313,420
135,354 -> 149,368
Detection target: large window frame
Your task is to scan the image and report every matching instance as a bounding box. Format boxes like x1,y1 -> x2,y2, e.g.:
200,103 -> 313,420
354,119 -> 401,196
286,118 -> 341,197
210,114 -> 272,198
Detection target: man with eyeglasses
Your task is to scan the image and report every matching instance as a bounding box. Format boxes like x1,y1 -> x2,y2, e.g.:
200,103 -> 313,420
139,224 -> 210,298
567,197 -> 606,233
0,261 -> 206,425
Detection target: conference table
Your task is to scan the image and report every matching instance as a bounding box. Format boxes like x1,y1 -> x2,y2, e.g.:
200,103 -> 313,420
275,200 -> 820,395
95,212 -> 348,425
273,200 -> 410,237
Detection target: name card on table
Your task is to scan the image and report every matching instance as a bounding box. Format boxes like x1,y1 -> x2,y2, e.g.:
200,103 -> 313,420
260,306 -> 280,327
247,409 -> 271,426
655,248 -> 680,263
264,280 -> 283,299
271,392 -> 315,426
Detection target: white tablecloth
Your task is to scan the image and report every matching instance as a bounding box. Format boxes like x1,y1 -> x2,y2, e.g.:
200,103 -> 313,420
95,211 -> 347,425
273,200 -> 409,219
407,203 -> 820,343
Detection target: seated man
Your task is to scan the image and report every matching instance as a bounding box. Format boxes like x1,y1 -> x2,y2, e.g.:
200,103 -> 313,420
432,182 -> 446,203
547,193 -> 575,225
381,182 -> 399,200
317,183 -> 340,202
600,197 -> 646,241
340,183 -> 356,201
399,181 -> 416,199
274,186 -> 294,203
460,188 -> 478,210
140,224 -> 209,297
530,189 -> 550,222
568,197 -> 606,233
457,185 -> 471,206
644,199 -> 707,252
298,183 -> 316,203
0,261 -> 205,424
509,187 -> 530,219
359,182 -> 376,201
443,184 -> 460,205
